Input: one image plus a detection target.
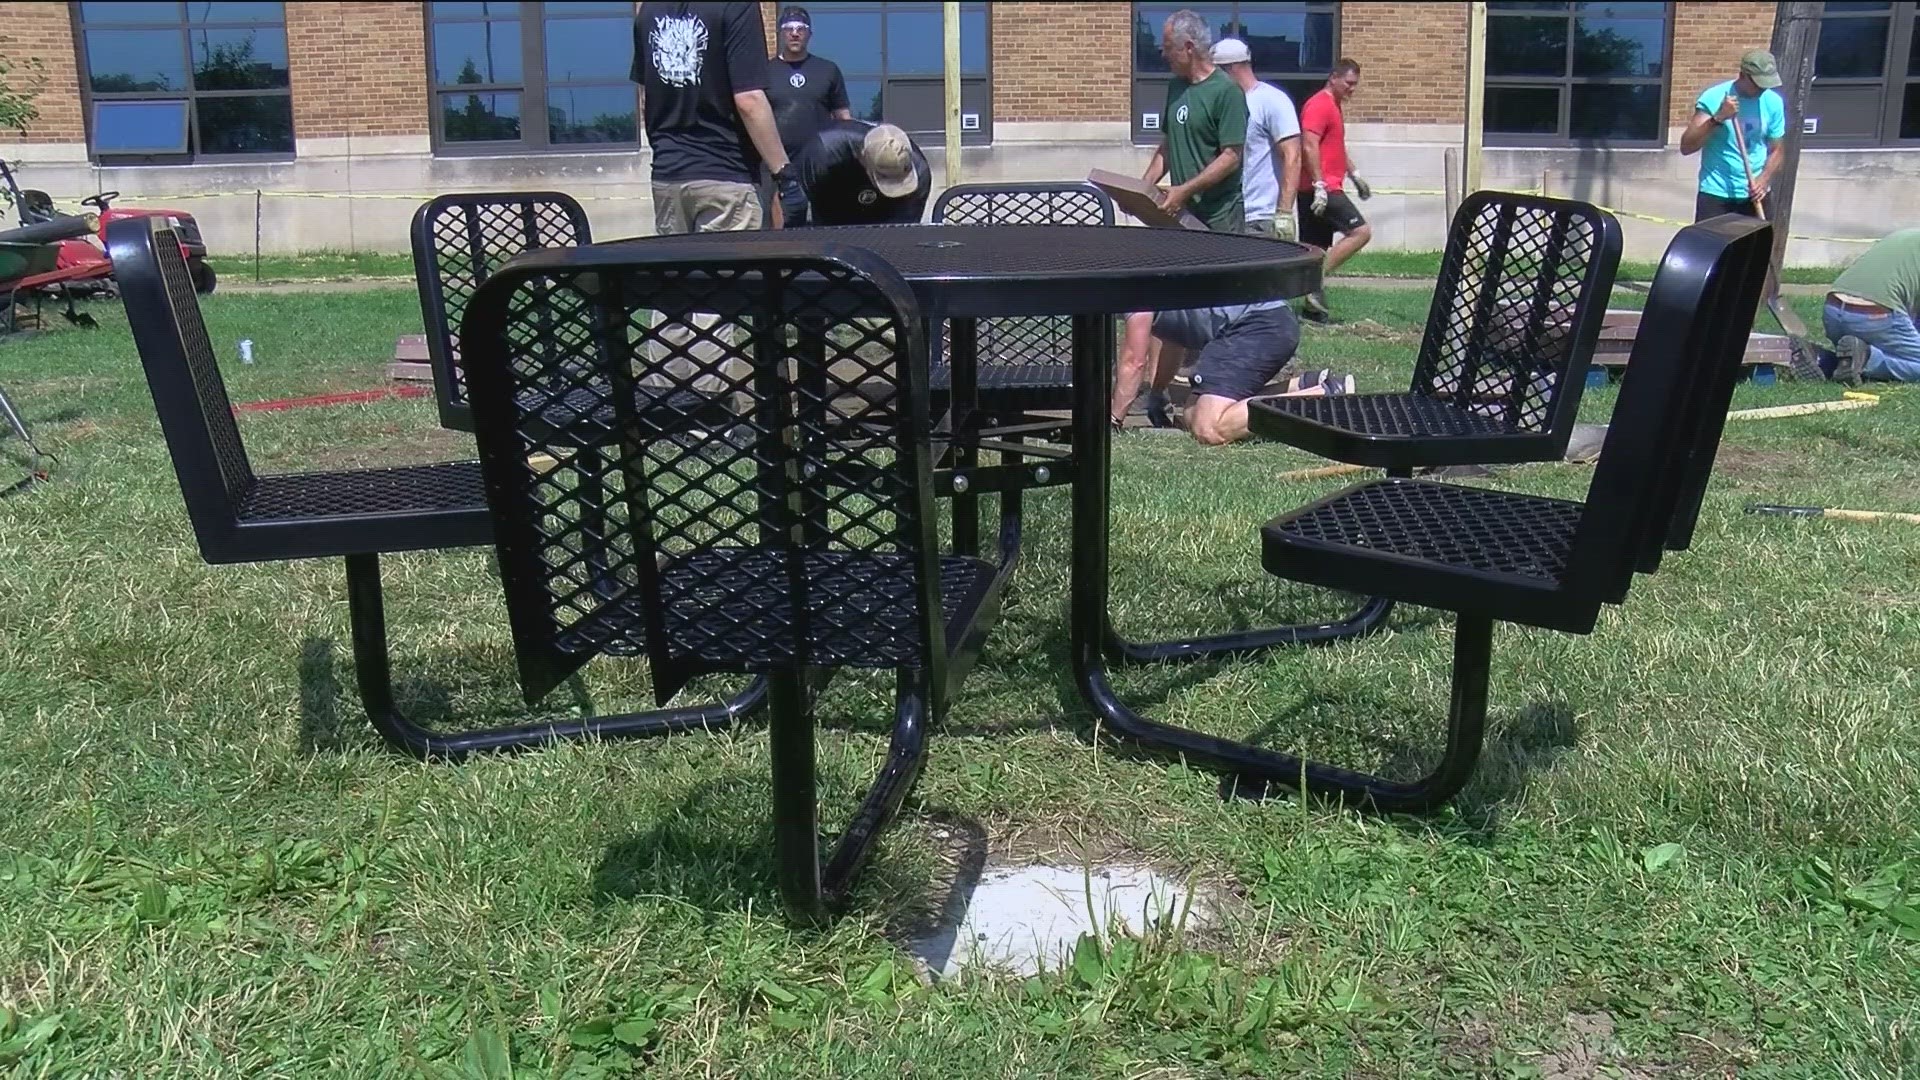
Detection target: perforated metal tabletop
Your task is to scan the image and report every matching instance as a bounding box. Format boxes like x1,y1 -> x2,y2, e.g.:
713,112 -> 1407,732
604,224 -> 1321,317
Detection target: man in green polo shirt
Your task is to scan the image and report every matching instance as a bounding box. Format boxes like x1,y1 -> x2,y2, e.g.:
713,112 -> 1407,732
1121,9 -> 1249,426
1143,9 -> 1247,233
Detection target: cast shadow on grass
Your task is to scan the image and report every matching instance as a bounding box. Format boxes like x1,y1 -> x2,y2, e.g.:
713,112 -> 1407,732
296,635 -> 601,755
1224,694 -> 1580,831
588,771 -> 989,921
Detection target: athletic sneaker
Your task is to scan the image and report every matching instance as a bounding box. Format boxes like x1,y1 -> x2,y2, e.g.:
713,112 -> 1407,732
1287,368 -> 1331,393
1831,335 -> 1870,386
1300,291 -> 1331,324
1321,373 -> 1356,395
1787,337 -> 1826,381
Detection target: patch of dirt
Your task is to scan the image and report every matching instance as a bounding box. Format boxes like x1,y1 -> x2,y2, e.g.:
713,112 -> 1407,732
1444,1017 -> 1500,1067
271,425 -> 476,472
1313,317 -> 1420,345
1711,446 -> 1819,483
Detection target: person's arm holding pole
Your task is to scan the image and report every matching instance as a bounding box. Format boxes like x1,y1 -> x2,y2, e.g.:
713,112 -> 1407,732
1680,90 -> 1740,156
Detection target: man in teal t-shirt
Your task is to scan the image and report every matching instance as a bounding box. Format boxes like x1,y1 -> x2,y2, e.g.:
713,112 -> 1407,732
1680,49 -> 1786,222
1142,10 -> 1247,233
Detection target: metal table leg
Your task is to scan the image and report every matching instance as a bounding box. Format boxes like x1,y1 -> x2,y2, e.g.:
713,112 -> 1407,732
947,316 -> 980,557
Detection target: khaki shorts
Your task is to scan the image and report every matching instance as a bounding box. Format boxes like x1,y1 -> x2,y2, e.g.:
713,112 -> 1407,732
647,180 -> 763,402
651,179 -> 762,235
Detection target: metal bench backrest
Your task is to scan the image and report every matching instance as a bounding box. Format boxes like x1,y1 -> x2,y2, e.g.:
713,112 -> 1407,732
108,215 -> 256,552
932,182 -> 1115,372
1414,191 -> 1621,441
462,242 -> 945,703
411,192 -> 592,431
1563,214 -> 1772,601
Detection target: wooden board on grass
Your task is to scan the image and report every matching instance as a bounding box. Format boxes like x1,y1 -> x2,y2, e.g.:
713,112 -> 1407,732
1590,309 -> 1788,368
388,333 -> 433,383
1087,168 -> 1209,231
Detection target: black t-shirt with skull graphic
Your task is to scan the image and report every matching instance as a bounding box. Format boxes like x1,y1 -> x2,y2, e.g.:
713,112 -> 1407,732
632,2 -> 768,184
765,53 -> 850,157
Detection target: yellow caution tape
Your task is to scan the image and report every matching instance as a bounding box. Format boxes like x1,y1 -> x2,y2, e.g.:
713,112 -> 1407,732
1370,185 -> 1875,243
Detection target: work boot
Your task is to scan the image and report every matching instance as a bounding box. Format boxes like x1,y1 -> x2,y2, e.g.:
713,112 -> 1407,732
1786,337 -> 1826,381
1831,335 -> 1870,386
1300,291 -> 1331,324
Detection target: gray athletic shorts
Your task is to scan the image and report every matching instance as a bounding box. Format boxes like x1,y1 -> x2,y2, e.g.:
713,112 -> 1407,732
1186,305 -> 1301,402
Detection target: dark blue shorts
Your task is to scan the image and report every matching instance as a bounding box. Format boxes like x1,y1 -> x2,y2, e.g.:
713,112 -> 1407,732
1186,306 -> 1301,402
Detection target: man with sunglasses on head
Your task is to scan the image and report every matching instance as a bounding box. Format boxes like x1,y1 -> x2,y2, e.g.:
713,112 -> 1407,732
765,5 -> 853,227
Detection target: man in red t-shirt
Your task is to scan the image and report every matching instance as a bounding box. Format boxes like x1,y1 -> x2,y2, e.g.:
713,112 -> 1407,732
1296,58 -> 1372,323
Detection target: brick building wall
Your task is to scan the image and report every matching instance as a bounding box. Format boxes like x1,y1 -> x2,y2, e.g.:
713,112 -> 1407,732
1668,2 -> 1777,129
1340,2 -> 1468,126
991,2 -> 1131,123
286,2 -> 429,141
0,2 -> 85,145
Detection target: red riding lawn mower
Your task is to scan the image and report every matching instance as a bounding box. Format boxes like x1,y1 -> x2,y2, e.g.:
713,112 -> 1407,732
1,160 -> 215,329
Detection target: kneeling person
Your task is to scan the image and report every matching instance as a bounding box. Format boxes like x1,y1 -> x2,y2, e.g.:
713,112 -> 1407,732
797,119 -> 931,225
1119,298 -> 1345,445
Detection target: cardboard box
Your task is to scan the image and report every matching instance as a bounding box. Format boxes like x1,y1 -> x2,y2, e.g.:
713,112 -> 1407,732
1088,168 -> 1209,231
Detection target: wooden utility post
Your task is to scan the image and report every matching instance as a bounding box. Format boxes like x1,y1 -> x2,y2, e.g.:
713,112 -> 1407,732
943,2 -> 962,188
1463,2 -> 1487,196
1767,2 -> 1824,280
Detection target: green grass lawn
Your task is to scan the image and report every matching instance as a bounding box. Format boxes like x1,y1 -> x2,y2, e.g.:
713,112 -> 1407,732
1,284 -> 1915,1078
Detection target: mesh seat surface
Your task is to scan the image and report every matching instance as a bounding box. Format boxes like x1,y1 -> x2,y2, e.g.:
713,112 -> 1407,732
928,362 -> 1074,392
238,461 -> 486,522
553,552 -> 993,668
519,385 -> 733,436
1259,391 -> 1521,439
1272,480 -> 1583,584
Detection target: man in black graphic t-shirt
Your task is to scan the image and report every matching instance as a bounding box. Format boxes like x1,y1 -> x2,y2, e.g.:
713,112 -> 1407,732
797,119 -> 931,226
765,5 -> 852,226
632,1 -> 794,234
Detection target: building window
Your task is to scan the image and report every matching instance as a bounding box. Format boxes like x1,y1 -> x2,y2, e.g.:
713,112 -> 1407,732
1484,1 -> 1670,145
1806,2 -> 1920,145
1131,3 -> 1338,144
797,2 -> 992,145
72,1 -> 294,162
429,1 -> 639,153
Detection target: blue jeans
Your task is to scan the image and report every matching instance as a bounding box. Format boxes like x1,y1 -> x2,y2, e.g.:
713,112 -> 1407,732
1823,299 -> 1920,382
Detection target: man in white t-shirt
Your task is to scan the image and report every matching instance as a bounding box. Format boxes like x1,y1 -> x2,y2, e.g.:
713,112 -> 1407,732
1211,37 -> 1300,241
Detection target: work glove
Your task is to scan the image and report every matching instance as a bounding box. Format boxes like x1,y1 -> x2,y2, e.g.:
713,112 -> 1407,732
1310,181 -> 1328,215
1272,213 -> 1296,242
1350,174 -> 1372,201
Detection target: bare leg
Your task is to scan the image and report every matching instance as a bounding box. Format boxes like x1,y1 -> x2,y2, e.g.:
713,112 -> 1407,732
1151,340 -> 1187,393
1188,386 -> 1335,446
1110,311 -> 1155,424
1322,223 -> 1373,276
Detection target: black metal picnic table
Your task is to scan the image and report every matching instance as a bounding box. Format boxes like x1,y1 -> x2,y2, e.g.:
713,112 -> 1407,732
598,223 -> 1326,747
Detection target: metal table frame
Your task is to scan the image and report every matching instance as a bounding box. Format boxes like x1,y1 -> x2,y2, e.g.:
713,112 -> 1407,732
589,223 -> 1390,795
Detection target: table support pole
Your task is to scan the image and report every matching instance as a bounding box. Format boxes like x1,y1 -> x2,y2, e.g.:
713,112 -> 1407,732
949,316 -> 980,556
